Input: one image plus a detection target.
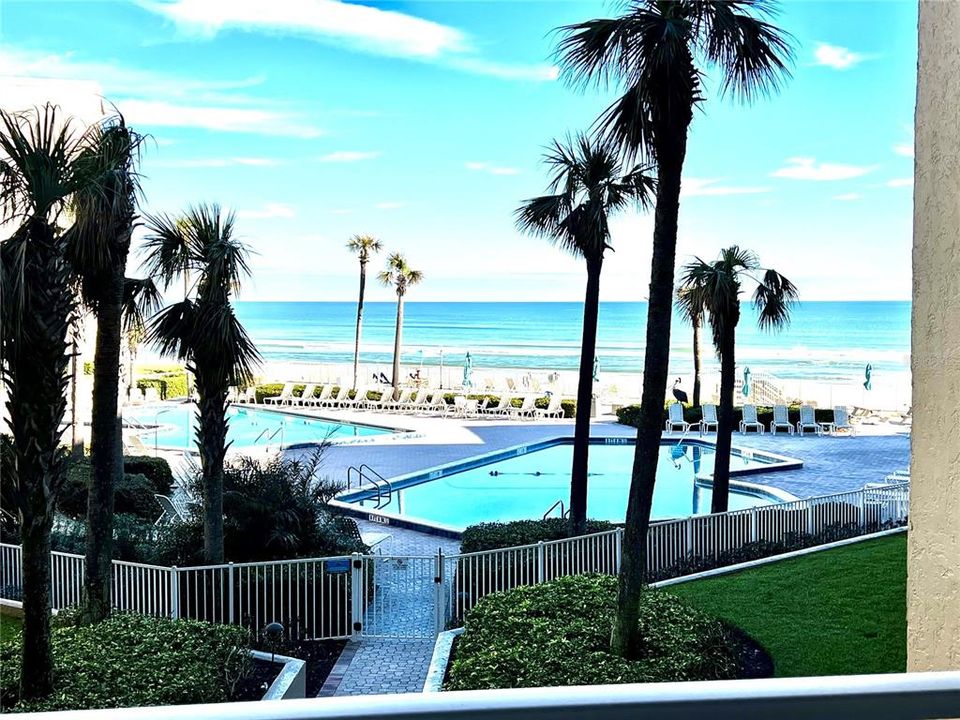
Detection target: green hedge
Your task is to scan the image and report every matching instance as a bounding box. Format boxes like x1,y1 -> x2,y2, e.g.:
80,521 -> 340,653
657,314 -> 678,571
0,614 -> 250,712
137,372 -> 189,400
122,455 -> 174,493
461,518 -> 615,554
446,574 -> 740,690
439,393 -> 576,419
82,361 -> 94,376
57,456 -> 173,521
617,402 -> 835,428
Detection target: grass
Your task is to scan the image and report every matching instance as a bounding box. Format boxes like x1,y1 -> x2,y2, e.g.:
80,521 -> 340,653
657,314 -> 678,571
669,533 -> 906,677
0,614 -> 22,644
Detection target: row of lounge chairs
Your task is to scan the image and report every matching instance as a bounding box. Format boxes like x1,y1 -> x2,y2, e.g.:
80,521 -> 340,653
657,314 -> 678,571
666,403 -> 855,437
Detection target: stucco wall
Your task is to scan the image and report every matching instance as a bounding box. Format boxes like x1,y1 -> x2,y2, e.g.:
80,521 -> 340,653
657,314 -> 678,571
908,0 -> 960,672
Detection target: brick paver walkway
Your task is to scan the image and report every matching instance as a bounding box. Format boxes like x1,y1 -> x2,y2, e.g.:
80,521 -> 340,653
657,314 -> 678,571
332,638 -> 436,696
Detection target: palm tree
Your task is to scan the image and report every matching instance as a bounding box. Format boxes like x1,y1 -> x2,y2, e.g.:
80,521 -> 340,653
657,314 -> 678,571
378,253 -> 423,390
0,104 -> 95,699
678,246 -> 797,512
142,205 -> 260,564
516,134 -> 653,535
346,235 -> 383,390
66,115 -> 157,624
677,286 -> 704,407
555,0 -> 793,657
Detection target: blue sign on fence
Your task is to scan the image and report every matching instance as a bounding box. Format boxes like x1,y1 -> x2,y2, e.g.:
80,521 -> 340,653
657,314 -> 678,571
327,558 -> 350,574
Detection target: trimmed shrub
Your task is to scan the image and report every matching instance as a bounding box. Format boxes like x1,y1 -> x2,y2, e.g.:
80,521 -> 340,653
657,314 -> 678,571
617,402 -> 834,428
122,455 -> 174,494
446,574 -> 740,690
50,514 -> 162,563
461,518 -> 615,554
0,614 -> 250,712
137,372 -> 189,400
56,456 -> 173,521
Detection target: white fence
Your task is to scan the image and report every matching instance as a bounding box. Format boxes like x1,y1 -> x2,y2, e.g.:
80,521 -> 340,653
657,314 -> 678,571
0,482 -> 909,639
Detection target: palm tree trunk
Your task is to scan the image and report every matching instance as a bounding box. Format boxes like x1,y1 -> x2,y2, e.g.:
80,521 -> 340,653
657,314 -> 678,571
352,260 -> 367,390
20,515 -> 54,699
81,264 -> 126,624
611,132 -> 688,659
196,371 -> 228,564
569,256 -> 602,536
70,335 -> 83,457
391,293 -> 404,390
692,316 -> 702,408
711,324 -> 737,513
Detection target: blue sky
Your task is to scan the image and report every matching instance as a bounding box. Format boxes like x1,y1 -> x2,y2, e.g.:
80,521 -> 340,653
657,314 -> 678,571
2,0 -> 917,302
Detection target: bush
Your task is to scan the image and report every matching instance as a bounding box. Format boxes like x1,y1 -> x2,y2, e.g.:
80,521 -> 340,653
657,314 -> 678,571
137,372 -> 189,400
461,518 -> 615,554
56,456 -> 173,521
616,402 -> 834,428
0,614 -> 250,712
121,456 -> 174,494
50,514 -> 163,563
82,361 -> 94,375
446,574 -> 740,690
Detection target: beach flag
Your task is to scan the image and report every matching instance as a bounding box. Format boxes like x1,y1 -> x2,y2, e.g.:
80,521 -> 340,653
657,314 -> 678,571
864,363 -> 872,391
463,352 -> 473,388
742,367 -> 752,397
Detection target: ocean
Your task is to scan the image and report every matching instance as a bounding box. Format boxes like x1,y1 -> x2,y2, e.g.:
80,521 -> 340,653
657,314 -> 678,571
233,301 -> 911,383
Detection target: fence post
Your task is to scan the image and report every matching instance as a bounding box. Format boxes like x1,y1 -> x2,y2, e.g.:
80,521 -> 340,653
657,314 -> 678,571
614,528 -> 623,574
434,549 -> 445,636
750,508 -> 759,543
806,500 -> 816,537
350,553 -> 363,640
685,517 -> 694,557
536,541 -> 545,583
228,562 -> 235,624
858,489 -> 867,530
170,567 -> 179,620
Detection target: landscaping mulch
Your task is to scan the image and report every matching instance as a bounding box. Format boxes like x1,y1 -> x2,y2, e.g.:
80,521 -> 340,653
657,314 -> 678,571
235,639 -> 347,700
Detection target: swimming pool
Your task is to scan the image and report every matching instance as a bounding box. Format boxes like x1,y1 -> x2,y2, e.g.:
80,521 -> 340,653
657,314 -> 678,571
126,403 -> 393,451
336,438 -> 800,532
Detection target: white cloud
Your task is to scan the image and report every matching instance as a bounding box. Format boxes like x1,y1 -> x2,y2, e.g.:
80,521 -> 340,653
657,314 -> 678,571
331,208 -> 354,215
893,143 -> 914,159
771,157 -> 877,181
139,0 -> 556,82
238,203 -> 296,219
832,193 -> 862,201
118,99 -> 322,137
465,161 -> 520,176
318,151 -> 381,163
886,177 -> 913,188
681,178 -> 771,197
813,43 -> 865,70
150,156 -> 281,168
375,201 -> 405,210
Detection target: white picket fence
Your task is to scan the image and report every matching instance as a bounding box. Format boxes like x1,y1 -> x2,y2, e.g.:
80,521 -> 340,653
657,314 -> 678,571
0,482 -> 909,639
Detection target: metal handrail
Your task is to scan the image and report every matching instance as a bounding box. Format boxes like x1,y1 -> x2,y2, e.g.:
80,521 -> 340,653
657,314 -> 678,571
543,499 -> 565,520
347,464 -> 393,509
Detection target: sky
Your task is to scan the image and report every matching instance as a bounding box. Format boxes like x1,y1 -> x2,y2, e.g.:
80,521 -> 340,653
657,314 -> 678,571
1,0 -> 917,303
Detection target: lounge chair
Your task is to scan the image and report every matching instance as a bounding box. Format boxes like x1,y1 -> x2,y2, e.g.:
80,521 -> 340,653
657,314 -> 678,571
144,387 -> 161,403
154,494 -> 187,526
481,394 -> 513,417
534,395 -> 564,419
796,405 -> 821,436
665,403 -> 695,433
339,386 -> 367,410
507,395 -> 537,420
291,383 -> 317,407
403,389 -> 434,414
700,404 -> 718,434
820,405 -> 854,436
384,388 -> 413,412
363,388 -> 394,411
304,384 -> 332,407
739,404 -> 764,434
770,404 -> 794,435
426,391 -> 451,415
264,382 -> 294,406
319,386 -> 350,409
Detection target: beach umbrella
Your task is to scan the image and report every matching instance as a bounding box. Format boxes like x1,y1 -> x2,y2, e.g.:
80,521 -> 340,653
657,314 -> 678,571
742,366 -> 752,397
863,363 -> 872,391
592,356 -> 600,382
462,352 -> 473,389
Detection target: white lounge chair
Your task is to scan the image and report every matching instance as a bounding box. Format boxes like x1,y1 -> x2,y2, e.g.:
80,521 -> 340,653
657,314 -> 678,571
796,405 -> 822,436
403,389 -> 434,414
507,395 -> 537,420
481,394 -> 513,417
154,494 -> 187,526
264,382 -> 294,406
291,383 -> 317,407
700,404 -> 718,434
534,395 -> 563,419
739,404 -> 764,434
339,386 -> 367,410
305,384 -> 332,407
770,404 -> 794,435
665,403 -> 695,433
363,388 -> 394,411
319,386 -> 350,409
821,405 -> 854,436
385,388 -> 413,412
426,391 -> 451,415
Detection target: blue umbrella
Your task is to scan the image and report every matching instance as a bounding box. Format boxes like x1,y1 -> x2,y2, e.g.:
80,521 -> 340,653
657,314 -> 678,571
742,367 -> 752,397
863,363 -> 872,391
462,352 -> 473,389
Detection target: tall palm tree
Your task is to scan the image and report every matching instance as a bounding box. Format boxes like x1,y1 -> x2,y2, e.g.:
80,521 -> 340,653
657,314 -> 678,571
555,0 -> 793,657
142,205 -> 260,564
677,286 -> 704,407
346,234 -> 383,390
66,115 -> 157,624
0,104 -> 95,699
678,246 -> 797,512
378,253 -> 423,390
516,134 -> 653,536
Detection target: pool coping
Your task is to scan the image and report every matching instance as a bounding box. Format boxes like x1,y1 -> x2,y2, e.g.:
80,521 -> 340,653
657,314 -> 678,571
330,435 -> 803,538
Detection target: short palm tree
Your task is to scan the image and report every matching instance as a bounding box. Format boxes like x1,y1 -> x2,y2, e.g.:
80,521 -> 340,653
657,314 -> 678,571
378,253 -> 423,390
677,286 -> 704,407
0,104 -> 94,699
142,205 -> 261,564
66,115 -> 161,624
677,246 -> 797,512
347,235 -> 383,390
555,0 -> 794,657
516,134 -> 653,536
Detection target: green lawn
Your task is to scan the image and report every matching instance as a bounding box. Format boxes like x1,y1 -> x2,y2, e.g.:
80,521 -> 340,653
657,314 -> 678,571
669,533 -> 906,677
0,613 -> 22,644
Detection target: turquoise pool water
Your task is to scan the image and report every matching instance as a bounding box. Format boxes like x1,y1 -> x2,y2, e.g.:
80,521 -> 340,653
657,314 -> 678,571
343,441 -> 787,529
127,404 -> 391,450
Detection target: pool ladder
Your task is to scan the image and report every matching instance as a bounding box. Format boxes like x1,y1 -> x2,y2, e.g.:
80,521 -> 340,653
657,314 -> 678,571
348,464 -> 394,509
543,499 -> 570,520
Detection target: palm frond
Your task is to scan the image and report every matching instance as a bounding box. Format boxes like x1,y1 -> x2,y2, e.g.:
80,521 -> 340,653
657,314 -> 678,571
141,211 -> 194,290
122,277 -> 162,334
346,234 -> 383,262
753,268 -> 798,331
146,299 -> 197,363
